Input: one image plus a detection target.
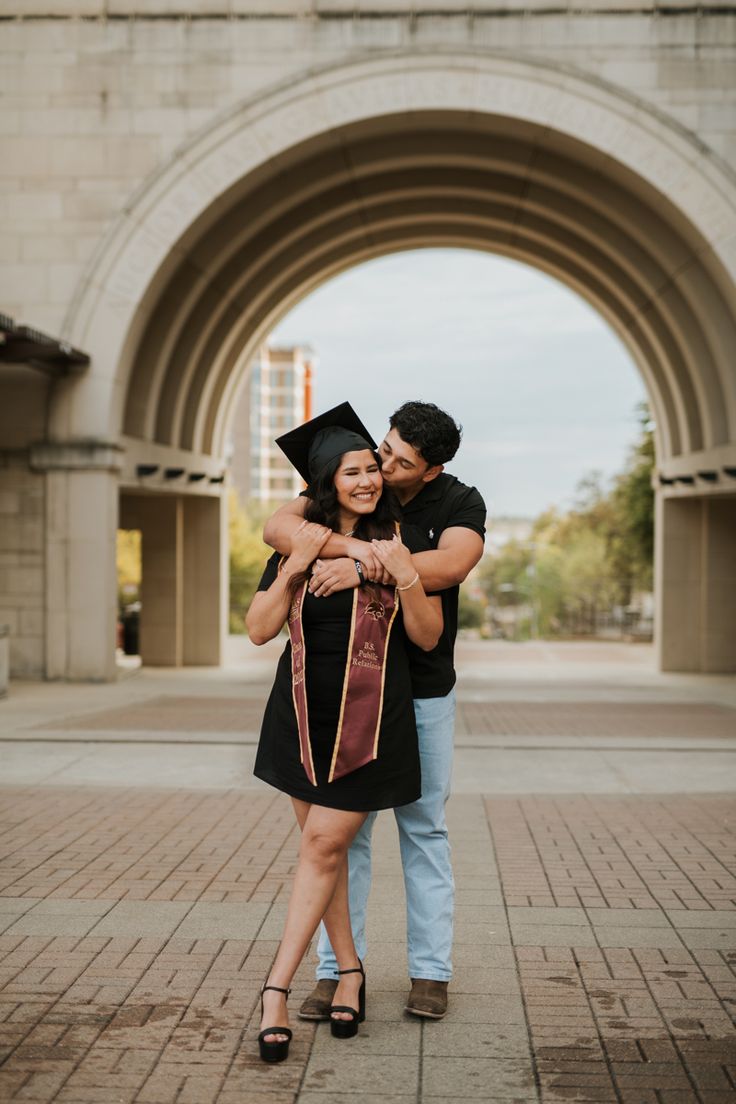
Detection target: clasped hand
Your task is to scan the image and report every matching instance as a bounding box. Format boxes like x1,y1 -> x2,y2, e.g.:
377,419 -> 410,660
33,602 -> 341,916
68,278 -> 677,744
307,536 -> 402,598
370,534 -> 417,589
288,521 -> 332,570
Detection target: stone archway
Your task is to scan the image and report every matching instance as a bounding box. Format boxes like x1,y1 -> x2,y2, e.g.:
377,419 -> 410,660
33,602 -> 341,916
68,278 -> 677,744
51,51 -> 736,678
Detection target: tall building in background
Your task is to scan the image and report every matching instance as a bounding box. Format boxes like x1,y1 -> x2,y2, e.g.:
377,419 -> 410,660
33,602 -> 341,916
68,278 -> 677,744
229,345 -> 313,504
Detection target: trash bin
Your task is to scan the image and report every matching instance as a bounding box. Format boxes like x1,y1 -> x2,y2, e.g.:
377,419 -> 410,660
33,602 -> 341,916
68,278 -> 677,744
121,604 -> 140,656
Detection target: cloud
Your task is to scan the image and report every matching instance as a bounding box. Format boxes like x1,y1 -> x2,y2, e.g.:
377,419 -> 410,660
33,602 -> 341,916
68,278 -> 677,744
269,248 -> 646,517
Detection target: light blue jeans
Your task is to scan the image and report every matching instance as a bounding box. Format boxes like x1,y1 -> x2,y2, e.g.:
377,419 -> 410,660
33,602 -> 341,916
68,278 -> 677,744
317,689 -> 456,982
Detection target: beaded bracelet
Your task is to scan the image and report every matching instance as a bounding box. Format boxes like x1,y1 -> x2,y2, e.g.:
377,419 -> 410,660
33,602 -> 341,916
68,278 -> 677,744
396,572 -> 420,592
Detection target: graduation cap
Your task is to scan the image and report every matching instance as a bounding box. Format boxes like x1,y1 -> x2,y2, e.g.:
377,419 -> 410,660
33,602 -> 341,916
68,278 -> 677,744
275,402 -> 378,485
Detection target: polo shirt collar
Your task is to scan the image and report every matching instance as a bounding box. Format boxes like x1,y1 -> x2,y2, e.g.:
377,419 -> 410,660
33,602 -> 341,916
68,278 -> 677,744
400,475 -> 447,512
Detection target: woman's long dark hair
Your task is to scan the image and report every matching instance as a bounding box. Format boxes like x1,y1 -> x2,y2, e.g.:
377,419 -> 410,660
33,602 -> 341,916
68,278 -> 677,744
284,449 -> 400,597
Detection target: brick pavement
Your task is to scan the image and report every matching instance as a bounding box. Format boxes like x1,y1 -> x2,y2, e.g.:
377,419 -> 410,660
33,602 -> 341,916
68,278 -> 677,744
0,643 -> 735,1103
0,787 -> 734,1103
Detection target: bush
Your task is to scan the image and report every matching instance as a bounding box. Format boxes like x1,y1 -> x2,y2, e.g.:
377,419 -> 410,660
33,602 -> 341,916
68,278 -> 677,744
229,492 -> 271,633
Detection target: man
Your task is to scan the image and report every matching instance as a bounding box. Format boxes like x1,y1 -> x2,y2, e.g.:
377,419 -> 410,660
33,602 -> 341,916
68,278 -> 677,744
262,401 -> 486,1019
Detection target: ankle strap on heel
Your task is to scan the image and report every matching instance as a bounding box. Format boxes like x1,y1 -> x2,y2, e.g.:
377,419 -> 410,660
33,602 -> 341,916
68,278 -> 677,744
337,966 -> 364,977
262,984 -> 292,996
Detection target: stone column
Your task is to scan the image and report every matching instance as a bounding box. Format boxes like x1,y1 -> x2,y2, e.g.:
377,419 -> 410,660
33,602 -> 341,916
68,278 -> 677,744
138,495 -> 183,667
182,494 -> 226,666
656,492 -> 736,673
35,443 -> 122,682
701,497 -> 736,673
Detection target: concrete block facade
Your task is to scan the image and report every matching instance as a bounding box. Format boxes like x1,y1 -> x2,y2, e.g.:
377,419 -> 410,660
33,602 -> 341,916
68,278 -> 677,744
0,461 -> 45,678
2,2 -> 735,678
1,8 -> 735,337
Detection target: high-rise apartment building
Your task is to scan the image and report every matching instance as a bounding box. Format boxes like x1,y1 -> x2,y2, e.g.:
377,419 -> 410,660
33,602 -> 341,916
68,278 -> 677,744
229,345 -> 313,504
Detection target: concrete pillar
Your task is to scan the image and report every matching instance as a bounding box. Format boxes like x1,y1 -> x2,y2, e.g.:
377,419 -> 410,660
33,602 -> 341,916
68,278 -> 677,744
0,625 -> 9,697
0,459 -> 46,678
656,493 -> 736,673
701,497 -> 736,673
138,495 -> 183,667
38,444 -> 121,682
182,495 -> 226,666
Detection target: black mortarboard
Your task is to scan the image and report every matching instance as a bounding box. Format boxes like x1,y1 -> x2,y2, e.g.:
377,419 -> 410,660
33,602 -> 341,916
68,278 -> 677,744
275,402 -> 378,485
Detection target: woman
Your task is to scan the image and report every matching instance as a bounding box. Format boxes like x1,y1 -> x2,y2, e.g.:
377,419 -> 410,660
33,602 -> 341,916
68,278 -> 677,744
246,403 -> 443,1062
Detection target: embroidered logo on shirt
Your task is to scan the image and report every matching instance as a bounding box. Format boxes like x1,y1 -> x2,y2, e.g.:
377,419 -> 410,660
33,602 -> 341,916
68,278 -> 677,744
429,528 -> 434,540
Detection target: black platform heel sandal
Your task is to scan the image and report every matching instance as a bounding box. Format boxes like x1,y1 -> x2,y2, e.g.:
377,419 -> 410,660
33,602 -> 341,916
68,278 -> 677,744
258,984 -> 293,1062
330,961 -> 366,1039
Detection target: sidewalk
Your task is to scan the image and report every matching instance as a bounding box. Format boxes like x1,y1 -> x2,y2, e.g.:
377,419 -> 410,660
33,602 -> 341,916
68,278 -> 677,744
1,641 -> 734,1103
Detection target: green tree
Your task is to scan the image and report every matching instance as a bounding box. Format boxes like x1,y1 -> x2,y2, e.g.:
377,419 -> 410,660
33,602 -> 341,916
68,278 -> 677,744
558,529 -> 620,632
458,585 -> 485,630
229,491 -> 271,633
609,402 -> 655,595
476,402 -> 655,638
116,529 -> 141,610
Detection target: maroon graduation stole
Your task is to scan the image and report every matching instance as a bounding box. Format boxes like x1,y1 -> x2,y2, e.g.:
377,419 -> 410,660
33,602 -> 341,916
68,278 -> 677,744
287,579 -> 399,785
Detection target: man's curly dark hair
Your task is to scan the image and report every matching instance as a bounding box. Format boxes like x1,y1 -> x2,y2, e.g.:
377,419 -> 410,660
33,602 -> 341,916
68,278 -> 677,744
389,401 -> 462,467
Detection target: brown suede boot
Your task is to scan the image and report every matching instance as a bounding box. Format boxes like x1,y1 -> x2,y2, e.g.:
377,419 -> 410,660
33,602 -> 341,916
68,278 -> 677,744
405,978 -> 449,1019
297,978 -> 338,1021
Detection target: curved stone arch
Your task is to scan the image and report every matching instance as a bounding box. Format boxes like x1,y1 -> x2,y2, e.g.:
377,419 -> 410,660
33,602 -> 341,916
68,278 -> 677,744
58,49 -> 736,467
183,168 -> 702,459
209,224 -> 678,467
137,145 -> 723,459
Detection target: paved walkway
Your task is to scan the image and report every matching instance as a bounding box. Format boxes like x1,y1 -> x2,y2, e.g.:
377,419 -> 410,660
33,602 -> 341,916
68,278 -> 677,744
1,640 -> 735,1103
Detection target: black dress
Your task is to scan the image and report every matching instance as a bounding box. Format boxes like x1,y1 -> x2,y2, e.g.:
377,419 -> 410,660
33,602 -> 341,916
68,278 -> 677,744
253,525 -> 429,812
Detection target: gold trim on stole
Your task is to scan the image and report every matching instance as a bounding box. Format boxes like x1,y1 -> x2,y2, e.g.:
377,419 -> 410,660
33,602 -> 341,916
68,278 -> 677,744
372,596 -> 400,759
289,578 -> 317,786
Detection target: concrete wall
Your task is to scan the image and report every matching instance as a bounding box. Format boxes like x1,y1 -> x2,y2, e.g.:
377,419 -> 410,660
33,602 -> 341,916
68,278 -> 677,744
2,4 -> 735,678
0,461 -> 45,678
1,8 -> 734,338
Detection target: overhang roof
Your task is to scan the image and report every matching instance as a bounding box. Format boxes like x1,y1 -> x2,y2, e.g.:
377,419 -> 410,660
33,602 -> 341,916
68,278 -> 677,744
0,313 -> 90,376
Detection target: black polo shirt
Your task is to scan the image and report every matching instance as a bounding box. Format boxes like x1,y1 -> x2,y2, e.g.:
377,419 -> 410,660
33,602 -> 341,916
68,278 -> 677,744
399,473 -> 486,699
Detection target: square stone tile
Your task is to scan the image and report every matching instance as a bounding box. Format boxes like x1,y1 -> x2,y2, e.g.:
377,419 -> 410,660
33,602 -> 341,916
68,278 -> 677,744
454,920 -> 512,946
443,992 -> 526,1025
511,925 -> 598,947
455,905 -> 506,925
254,903 -> 288,941
363,992 -> 414,1023
452,945 -> 520,980
508,907 -> 588,926
0,898 -> 37,934
593,926 -> 686,949
0,898 -> 37,915
454,890 -> 505,907
174,902 -> 269,940
6,899 -> 115,936
302,1052 -> 418,1095
299,1097 -> 415,1104
676,928 -> 736,951
309,1017 -> 420,1057
450,965 -> 522,996
422,1020 -> 531,1059
452,944 -> 516,969
90,901 -> 192,937
586,908 -> 670,927
422,1056 -> 536,1098
666,910 -> 736,929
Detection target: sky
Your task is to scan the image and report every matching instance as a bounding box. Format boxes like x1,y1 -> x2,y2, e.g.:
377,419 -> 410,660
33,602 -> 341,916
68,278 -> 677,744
270,249 -> 647,519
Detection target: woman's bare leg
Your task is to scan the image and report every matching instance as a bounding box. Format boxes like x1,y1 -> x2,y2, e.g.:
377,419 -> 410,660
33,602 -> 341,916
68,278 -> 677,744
260,800 -> 367,1040
320,854 -> 365,1021
290,801 -> 363,1021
